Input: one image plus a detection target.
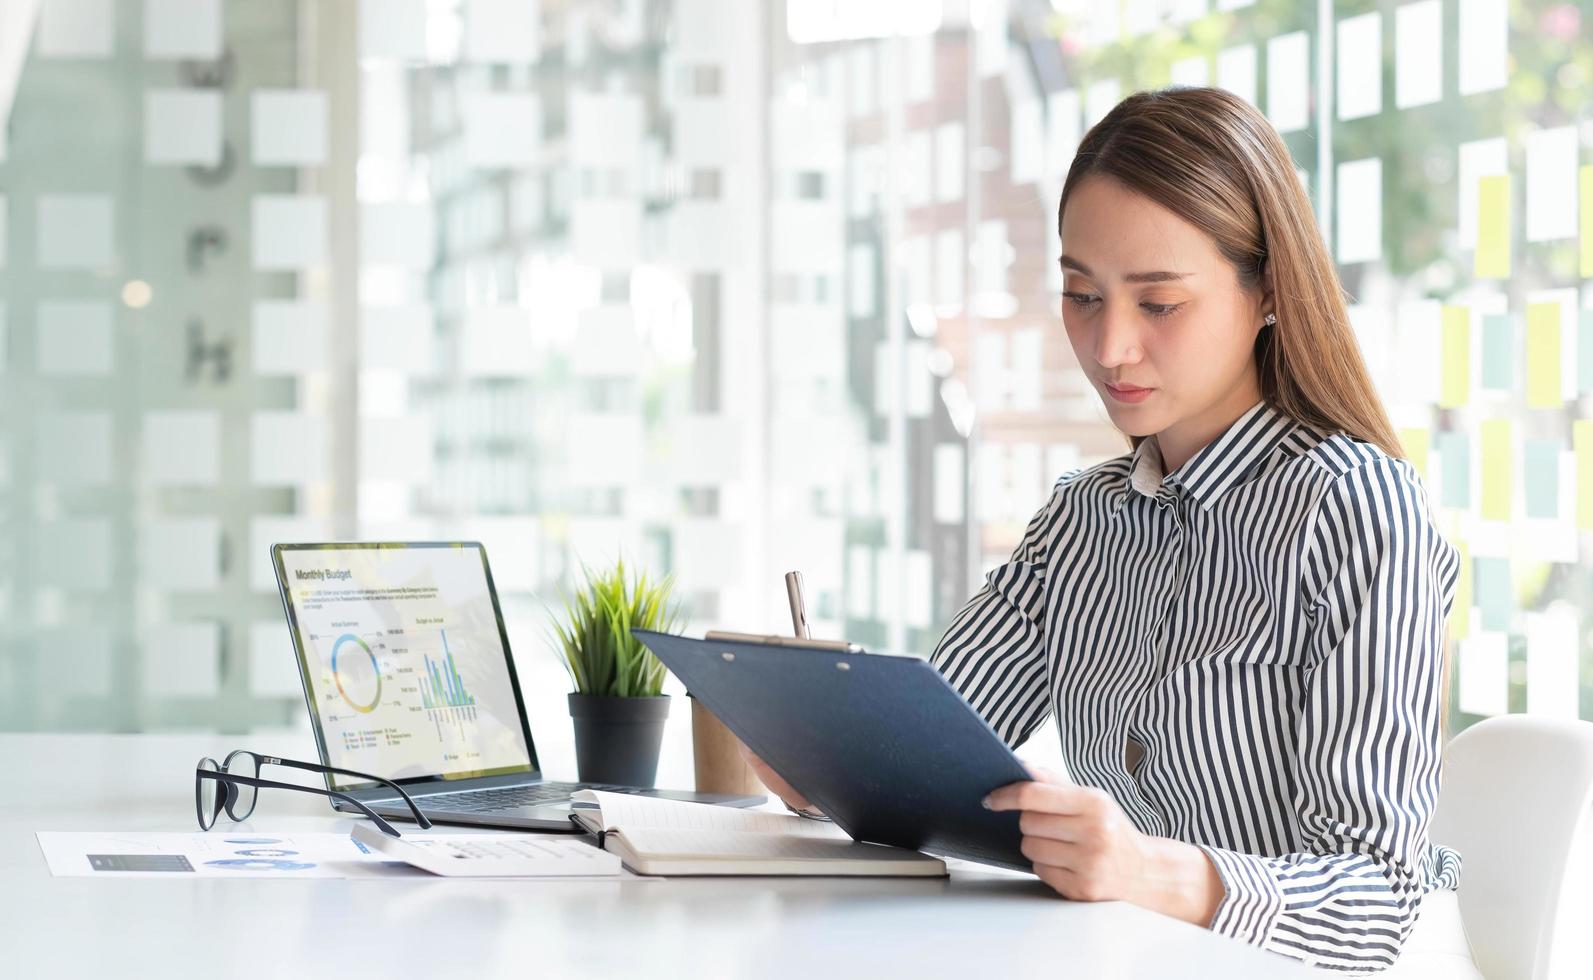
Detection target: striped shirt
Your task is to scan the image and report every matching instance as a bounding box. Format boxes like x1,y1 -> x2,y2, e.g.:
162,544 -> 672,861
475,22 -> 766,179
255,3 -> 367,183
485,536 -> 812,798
932,399 -> 1463,974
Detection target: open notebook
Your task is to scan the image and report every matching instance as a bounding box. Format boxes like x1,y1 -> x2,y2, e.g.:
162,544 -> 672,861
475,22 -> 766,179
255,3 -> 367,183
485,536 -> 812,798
569,790 -> 947,877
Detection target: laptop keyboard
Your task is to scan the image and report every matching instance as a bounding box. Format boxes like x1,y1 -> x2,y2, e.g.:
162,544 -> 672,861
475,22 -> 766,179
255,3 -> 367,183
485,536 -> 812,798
400,781 -> 650,814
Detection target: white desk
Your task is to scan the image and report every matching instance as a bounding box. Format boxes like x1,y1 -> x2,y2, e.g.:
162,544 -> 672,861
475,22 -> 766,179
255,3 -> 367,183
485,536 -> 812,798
1,733 -> 1315,978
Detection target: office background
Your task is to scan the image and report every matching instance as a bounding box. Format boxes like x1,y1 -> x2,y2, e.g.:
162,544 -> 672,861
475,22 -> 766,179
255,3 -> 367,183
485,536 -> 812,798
0,0 -> 1588,757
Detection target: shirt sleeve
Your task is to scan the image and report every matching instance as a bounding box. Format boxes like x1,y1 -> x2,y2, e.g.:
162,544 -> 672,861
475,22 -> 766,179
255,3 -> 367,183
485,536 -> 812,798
930,471 -> 1076,750
1192,458 -> 1461,974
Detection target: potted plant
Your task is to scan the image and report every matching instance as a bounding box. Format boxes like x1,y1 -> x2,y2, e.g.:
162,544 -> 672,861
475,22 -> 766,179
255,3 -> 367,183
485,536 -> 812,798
550,558 -> 684,787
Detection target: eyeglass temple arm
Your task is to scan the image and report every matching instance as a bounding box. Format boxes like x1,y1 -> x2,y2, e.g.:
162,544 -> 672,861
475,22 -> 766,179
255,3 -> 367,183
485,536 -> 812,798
202,770 -> 404,838
262,756 -> 433,829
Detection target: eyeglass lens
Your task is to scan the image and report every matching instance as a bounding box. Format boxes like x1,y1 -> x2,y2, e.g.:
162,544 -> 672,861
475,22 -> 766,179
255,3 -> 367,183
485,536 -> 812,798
222,750 -> 259,821
195,757 -> 221,829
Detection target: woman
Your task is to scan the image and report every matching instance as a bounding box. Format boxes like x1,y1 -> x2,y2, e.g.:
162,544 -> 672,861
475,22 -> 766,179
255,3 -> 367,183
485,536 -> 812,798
749,87 -> 1467,975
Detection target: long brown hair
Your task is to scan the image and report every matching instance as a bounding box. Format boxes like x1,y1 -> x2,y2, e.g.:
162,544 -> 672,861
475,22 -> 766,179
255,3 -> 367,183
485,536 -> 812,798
1058,86 -> 1403,460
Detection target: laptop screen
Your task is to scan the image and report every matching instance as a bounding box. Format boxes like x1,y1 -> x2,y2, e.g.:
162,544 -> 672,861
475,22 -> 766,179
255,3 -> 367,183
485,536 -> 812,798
272,542 -> 537,792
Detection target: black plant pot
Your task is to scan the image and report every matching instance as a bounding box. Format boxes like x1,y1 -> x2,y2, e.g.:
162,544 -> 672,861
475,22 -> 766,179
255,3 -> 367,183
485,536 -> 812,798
568,693 -> 671,788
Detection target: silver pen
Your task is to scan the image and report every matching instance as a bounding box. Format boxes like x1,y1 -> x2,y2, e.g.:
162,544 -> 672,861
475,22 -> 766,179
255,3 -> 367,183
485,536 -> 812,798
780,568 -> 836,822
784,570 -> 811,639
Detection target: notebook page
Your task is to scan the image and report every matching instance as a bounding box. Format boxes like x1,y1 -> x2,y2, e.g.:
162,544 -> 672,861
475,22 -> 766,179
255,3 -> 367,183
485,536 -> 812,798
572,790 -> 848,840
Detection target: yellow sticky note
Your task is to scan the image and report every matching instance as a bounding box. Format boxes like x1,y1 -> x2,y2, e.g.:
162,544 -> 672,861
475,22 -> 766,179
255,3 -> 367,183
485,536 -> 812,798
1577,420 -> 1593,530
1581,165 -> 1593,278
1399,427 -> 1430,480
1475,173 -> 1511,279
1480,418 -> 1511,521
1440,306 -> 1470,408
1451,539 -> 1471,641
1525,302 -> 1562,408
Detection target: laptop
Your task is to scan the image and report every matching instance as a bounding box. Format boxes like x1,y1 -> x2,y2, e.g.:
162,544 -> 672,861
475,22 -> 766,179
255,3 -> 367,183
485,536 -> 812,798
272,541 -> 765,831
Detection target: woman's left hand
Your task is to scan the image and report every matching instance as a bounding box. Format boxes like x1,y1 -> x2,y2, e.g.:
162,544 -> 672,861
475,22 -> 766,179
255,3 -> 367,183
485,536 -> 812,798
983,765 -> 1224,926
982,765 -> 1153,904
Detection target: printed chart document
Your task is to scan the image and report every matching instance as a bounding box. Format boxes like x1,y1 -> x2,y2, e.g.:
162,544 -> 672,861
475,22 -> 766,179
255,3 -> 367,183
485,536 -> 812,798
36,831 -> 413,878
350,823 -> 622,877
570,790 -> 948,877
37,830 -> 636,880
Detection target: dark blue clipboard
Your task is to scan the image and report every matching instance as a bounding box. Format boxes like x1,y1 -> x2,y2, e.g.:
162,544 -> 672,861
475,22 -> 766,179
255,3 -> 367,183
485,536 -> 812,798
632,629 -> 1033,871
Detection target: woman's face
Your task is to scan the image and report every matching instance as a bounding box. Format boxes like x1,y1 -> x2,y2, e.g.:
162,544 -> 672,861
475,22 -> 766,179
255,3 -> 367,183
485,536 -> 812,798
1058,175 -> 1271,446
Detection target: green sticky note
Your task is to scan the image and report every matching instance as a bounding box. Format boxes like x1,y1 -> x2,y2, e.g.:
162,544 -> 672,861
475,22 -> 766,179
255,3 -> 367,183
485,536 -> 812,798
1580,310 -> 1593,395
1438,431 -> 1471,510
1576,421 -> 1593,529
1475,174 -> 1511,279
1523,439 -> 1560,520
1399,427 -> 1430,480
1480,419 -> 1512,521
1525,302 -> 1562,408
1581,165 -> 1593,278
1474,557 -> 1512,632
1452,540 -> 1471,640
1480,314 -> 1513,390
1440,306 -> 1470,408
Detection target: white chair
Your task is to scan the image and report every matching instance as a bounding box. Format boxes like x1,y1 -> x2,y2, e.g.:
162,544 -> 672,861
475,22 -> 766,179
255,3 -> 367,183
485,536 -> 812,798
1427,714 -> 1593,979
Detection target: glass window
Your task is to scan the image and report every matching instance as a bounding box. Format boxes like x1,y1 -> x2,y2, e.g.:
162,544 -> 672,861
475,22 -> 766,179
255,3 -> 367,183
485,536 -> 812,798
1,0 -> 1588,752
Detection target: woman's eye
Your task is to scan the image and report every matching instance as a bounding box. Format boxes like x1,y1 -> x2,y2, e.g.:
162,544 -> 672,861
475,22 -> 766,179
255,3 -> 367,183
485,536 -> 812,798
1064,292 -> 1182,319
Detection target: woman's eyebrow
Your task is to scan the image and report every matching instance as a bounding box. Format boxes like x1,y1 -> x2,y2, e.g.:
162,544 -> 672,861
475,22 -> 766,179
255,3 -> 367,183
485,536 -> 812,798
1059,255 -> 1193,283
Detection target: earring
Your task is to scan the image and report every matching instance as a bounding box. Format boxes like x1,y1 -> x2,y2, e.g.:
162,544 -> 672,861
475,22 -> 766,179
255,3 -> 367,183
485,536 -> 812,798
1264,313 -> 1277,326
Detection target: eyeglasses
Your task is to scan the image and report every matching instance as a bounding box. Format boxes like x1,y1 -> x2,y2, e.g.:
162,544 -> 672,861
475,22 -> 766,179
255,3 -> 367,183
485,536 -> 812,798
194,750 -> 434,838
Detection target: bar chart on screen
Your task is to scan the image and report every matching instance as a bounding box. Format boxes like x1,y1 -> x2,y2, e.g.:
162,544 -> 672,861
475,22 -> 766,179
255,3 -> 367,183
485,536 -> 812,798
419,630 -> 480,743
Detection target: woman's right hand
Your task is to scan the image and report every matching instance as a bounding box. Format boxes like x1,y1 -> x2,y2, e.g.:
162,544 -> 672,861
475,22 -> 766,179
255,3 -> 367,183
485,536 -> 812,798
739,744 -> 821,815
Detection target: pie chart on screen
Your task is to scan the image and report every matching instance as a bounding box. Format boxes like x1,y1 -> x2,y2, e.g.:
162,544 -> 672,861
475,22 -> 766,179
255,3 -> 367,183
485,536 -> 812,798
331,634 -> 382,713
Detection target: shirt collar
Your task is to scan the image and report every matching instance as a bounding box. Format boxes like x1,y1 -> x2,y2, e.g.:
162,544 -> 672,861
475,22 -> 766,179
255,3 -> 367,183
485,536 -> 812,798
1113,400 -> 1298,516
